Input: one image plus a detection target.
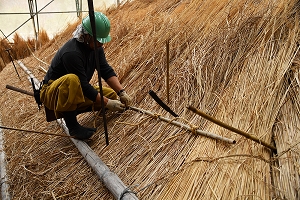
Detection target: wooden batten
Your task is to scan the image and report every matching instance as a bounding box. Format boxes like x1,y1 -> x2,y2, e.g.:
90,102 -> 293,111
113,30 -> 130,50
130,106 -> 236,144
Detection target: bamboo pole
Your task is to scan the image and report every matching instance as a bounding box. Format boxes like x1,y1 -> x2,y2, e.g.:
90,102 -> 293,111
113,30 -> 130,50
0,119 -> 11,200
59,121 -> 138,200
187,105 -> 276,151
130,106 -> 236,144
19,62 -> 139,199
17,61 -> 40,88
166,39 -> 170,103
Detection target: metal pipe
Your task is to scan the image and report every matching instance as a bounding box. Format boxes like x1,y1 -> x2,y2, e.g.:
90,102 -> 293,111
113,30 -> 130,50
166,39 -> 170,103
130,106 -> 236,144
4,0 -> 54,40
0,125 -> 74,138
87,0 -> 109,145
28,0 -> 38,50
5,49 -> 20,80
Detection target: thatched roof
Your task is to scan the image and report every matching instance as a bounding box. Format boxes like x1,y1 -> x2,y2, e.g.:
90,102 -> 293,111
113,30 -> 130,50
1,0 -> 300,199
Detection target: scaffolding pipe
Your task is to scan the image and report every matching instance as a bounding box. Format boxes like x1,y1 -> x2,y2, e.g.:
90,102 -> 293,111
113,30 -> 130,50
4,0 -> 54,40
130,106 -> 236,144
28,0 -> 38,49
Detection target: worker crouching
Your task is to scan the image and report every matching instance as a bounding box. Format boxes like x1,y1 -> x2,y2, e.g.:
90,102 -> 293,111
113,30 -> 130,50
40,12 -> 131,140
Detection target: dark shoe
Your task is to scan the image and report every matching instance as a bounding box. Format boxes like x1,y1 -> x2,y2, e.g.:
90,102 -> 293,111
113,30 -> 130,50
63,111 -> 96,140
69,124 -> 95,140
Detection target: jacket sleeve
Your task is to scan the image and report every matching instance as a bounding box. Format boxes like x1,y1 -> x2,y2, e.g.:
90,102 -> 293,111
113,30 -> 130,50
97,47 -> 117,81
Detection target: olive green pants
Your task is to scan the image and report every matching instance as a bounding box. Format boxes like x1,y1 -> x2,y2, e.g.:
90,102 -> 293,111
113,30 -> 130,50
40,74 -> 117,114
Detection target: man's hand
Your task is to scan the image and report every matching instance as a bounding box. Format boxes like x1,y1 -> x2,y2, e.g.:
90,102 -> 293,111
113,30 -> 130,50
119,90 -> 131,107
105,99 -> 125,112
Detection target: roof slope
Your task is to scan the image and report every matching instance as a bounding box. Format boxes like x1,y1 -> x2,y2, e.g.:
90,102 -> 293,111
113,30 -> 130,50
0,0 -> 299,199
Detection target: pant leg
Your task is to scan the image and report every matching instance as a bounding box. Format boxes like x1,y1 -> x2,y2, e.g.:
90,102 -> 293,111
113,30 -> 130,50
40,74 -> 85,112
40,73 -> 118,113
85,86 -> 118,111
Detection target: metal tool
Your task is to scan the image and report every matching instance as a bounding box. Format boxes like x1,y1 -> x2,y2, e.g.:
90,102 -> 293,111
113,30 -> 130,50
0,125 -> 74,138
148,90 -> 178,117
87,0 -> 109,146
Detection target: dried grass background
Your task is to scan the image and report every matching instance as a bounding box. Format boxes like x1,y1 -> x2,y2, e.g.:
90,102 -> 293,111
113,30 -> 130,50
0,29 -> 50,71
0,0 -> 300,199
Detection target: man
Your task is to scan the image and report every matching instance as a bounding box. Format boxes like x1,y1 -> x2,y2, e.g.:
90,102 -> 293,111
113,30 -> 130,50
40,12 -> 131,140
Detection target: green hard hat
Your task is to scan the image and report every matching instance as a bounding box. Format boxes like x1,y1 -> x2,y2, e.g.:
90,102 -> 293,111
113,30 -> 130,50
82,12 -> 111,43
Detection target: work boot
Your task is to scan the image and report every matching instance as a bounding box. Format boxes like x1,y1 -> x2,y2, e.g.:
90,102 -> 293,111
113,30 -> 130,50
62,111 -> 96,140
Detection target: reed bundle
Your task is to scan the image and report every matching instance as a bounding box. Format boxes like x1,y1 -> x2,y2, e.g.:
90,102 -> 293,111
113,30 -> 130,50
0,0 -> 299,199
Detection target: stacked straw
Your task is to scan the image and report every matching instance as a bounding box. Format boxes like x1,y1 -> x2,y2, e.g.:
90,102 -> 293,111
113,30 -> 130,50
0,0 -> 299,199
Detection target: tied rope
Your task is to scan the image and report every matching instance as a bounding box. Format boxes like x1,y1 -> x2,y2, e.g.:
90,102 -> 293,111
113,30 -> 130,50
118,186 -> 138,200
116,110 -> 201,138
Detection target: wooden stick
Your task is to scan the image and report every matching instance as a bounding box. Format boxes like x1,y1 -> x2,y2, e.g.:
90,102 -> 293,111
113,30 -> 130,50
0,125 -> 74,138
6,85 -> 34,97
187,105 -> 276,151
166,39 -> 170,103
130,106 -> 236,144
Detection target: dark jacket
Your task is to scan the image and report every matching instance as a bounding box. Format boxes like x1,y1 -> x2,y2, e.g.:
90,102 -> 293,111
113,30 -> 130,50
44,38 -> 116,102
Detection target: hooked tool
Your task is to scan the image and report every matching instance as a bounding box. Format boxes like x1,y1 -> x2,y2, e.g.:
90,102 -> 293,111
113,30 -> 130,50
148,90 -> 179,117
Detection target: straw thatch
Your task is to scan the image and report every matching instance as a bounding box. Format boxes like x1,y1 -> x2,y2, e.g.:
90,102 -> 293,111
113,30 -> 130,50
0,0 -> 300,199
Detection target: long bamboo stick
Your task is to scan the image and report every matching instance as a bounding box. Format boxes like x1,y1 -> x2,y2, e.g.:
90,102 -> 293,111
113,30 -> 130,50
166,39 -> 170,103
0,119 -> 11,200
130,106 -> 236,144
59,121 -> 138,200
17,60 -> 40,88
19,61 -> 139,199
187,105 -> 276,151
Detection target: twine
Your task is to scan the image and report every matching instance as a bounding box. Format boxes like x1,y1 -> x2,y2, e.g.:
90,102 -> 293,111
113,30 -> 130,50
116,110 -> 200,137
118,186 -> 138,200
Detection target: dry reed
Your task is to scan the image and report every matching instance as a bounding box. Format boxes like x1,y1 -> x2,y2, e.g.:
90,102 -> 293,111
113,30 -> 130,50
0,29 -> 50,72
0,0 -> 299,199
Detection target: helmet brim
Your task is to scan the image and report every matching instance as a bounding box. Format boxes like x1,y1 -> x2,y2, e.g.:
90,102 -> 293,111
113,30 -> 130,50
97,35 -> 111,43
